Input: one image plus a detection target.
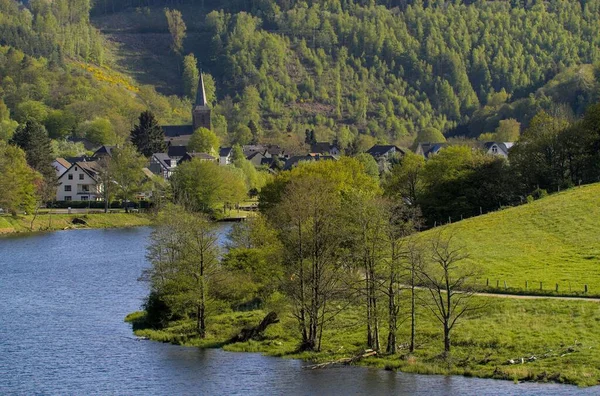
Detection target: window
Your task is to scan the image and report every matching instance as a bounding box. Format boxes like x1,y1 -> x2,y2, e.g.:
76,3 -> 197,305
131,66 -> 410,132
79,173 -> 85,180
82,185 -> 89,192
65,196 -> 72,201
68,174 -> 73,180
492,146 -> 498,154
81,196 -> 89,201
64,185 -> 72,192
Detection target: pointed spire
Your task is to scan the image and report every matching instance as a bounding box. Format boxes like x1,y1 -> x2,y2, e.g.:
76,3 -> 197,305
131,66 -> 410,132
195,71 -> 208,107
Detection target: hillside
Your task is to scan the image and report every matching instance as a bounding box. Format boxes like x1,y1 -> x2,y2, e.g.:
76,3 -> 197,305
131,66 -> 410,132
425,183 -> 600,294
92,0 -> 600,147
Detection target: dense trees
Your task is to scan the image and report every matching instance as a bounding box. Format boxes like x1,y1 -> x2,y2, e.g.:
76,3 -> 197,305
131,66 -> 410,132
0,141 -> 40,214
109,144 -> 149,212
188,127 -> 220,155
130,111 -> 167,157
10,120 -> 55,180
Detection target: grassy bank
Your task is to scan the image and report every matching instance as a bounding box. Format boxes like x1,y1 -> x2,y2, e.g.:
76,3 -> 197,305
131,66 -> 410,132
0,212 -> 152,235
126,294 -> 600,387
421,183 -> 600,295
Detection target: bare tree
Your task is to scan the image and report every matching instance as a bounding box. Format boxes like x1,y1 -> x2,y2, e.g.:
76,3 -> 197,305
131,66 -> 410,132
418,230 -> 482,355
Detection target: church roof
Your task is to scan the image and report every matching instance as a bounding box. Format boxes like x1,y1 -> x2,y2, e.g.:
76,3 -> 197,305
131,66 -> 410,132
162,125 -> 194,137
195,72 -> 208,107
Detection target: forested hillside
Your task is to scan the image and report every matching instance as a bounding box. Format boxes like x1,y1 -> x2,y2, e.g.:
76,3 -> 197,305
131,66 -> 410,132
0,0 -> 190,152
92,0 -> 600,147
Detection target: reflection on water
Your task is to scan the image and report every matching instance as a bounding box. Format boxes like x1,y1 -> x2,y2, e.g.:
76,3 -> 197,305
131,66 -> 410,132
0,227 -> 595,394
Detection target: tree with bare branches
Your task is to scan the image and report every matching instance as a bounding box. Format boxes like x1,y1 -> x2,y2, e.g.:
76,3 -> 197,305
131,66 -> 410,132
418,231 -> 482,354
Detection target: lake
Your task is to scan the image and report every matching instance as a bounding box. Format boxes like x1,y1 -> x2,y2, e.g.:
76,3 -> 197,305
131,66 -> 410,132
0,226 -> 595,395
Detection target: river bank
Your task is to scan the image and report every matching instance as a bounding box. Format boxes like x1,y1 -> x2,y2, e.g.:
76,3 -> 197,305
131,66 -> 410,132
0,212 -> 152,235
126,294 -> 600,388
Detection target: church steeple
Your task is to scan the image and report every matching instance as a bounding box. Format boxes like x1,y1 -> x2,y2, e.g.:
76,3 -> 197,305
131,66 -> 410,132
192,71 -> 211,131
195,71 -> 208,107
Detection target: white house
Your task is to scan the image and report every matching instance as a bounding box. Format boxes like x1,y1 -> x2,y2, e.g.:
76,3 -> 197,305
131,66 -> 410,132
52,158 -> 71,178
56,161 -> 103,201
483,142 -> 514,158
219,147 -> 233,165
310,142 -> 341,156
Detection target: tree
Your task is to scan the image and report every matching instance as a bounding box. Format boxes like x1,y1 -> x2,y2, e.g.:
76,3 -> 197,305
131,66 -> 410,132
0,141 -> 40,214
494,118 -> 520,141
188,127 -> 220,155
418,231 -> 483,355
415,127 -> 446,144
144,205 -> 220,337
165,8 -> 187,56
182,53 -> 200,101
83,118 -> 116,145
130,111 -> 167,157
110,144 -> 148,212
384,152 -> 425,206
10,120 -> 55,180
355,153 -> 380,179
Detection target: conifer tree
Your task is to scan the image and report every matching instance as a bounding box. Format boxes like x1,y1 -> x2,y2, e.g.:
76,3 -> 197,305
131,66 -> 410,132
10,120 -> 55,180
130,111 -> 167,157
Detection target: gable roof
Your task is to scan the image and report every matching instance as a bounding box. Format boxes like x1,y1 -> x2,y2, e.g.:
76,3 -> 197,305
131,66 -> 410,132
366,145 -> 404,157
179,152 -> 216,163
310,142 -> 338,154
167,145 -> 188,158
93,145 -> 115,158
58,161 -> 101,182
417,142 -> 449,158
219,147 -> 233,157
54,158 -> 71,169
152,153 -> 174,170
483,142 -> 514,155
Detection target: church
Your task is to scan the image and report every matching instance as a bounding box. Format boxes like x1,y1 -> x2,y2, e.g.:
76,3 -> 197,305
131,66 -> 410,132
162,73 -> 211,149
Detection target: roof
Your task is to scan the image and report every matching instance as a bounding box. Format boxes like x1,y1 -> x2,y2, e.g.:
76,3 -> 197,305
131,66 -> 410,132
247,151 -> 265,160
152,153 -> 174,170
142,167 -> 154,179
310,142 -> 338,154
162,125 -> 194,138
196,73 -> 208,107
54,158 -> 71,169
417,142 -> 449,158
67,137 -> 98,151
366,145 -> 404,157
186,152 -> 216,161
483,142 -> 514,154
93,145 -> 115,158
58,161 -> 101,182
219,147 -> 233,157
167,145 -> 188,158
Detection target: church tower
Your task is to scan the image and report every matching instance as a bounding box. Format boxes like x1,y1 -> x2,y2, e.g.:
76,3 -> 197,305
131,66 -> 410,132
192,72 -> 211,131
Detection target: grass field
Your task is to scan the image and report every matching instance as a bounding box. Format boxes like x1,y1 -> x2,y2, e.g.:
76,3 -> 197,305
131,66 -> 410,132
0,212 -> 152,235
127,292 -> 600,387
421,183 -> 600,295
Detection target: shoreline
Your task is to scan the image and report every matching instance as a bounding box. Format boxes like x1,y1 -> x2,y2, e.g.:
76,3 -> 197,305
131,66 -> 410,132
125,304 -> 600,388
0,213 -> 153,236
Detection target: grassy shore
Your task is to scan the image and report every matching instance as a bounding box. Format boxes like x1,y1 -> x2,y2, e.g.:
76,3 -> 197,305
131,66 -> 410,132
126,293 -> 600,387
421,183 -> 600,295
0,212 -> 152,235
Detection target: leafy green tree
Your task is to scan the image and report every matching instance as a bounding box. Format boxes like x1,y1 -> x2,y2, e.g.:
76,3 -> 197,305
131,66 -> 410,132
130,111 -> 167,157
415,127 -> 446,144
182,53 -> 200,101
494,119 -> 520,142
188,127 -> 220,155
384,152 -> 426,206
10,120 -> 55,180
83,118 -> 116,145
14,100 -> 49,124
45,110 -> 76,139
165,8 -> 187,56
0,141 -> 40,214
109,143 -> 148,212
355,153 -> 380,179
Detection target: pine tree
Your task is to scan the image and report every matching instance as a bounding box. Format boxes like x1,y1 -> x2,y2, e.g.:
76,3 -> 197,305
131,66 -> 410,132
130,111 -> 167,157
10,120 -> 55,180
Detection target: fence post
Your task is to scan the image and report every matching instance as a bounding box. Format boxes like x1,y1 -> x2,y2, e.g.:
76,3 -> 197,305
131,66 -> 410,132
540,282 -> 543,291
525,281 -> 528,290
585,284 -> 588,293
555,283 -> 559,292
496,280 -> 499,288
504,281 -> 507,290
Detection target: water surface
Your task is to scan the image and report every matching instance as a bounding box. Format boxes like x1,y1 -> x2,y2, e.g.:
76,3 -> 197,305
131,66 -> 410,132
0,227 -> 595,395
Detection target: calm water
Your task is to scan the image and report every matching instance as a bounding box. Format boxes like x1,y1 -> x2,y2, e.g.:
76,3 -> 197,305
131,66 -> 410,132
0,226 -> 596,395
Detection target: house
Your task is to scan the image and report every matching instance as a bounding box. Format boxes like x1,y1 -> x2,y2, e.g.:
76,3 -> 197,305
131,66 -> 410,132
178,152 -> 217,165
366,145 -> 405,161
247,151 -> 267,166
167,145 -> 188,161
242,144 -> 266,158
415,142 -> 449,159
310,142 -> 341,156
283,154 -> 338,170
52,158 -> 71,178
219,147 -> 233,165
149,153 -> 177,180
483,142 -> 514,158
93,145 -> 115,158
56,161 -> 103,202
162,73 -> 211,144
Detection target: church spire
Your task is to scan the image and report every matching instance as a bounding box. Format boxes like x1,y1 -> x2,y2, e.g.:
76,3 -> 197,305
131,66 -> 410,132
195,71 -> 208,107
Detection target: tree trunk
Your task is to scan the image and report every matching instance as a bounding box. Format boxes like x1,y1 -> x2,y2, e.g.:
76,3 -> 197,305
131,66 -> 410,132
386,272 -> 396,354
444,323 -> 450,353
410,272 -> 416,353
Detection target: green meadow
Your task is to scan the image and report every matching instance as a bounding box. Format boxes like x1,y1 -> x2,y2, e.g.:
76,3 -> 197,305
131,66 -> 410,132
423,183 -> 600,295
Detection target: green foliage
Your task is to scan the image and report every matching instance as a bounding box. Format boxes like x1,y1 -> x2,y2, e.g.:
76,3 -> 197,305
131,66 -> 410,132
130,111 -> 167,157
10,120 -> 55,179
108,143 -> 148,207
164,8 -> 186,56
354,153 -> 380,179
82,118 -> 116,145
0,141 -> 40,214
188,127 -> 220,155
171,159 -> 247,213
182,53 -> 199,101
416,128 -> 446,144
